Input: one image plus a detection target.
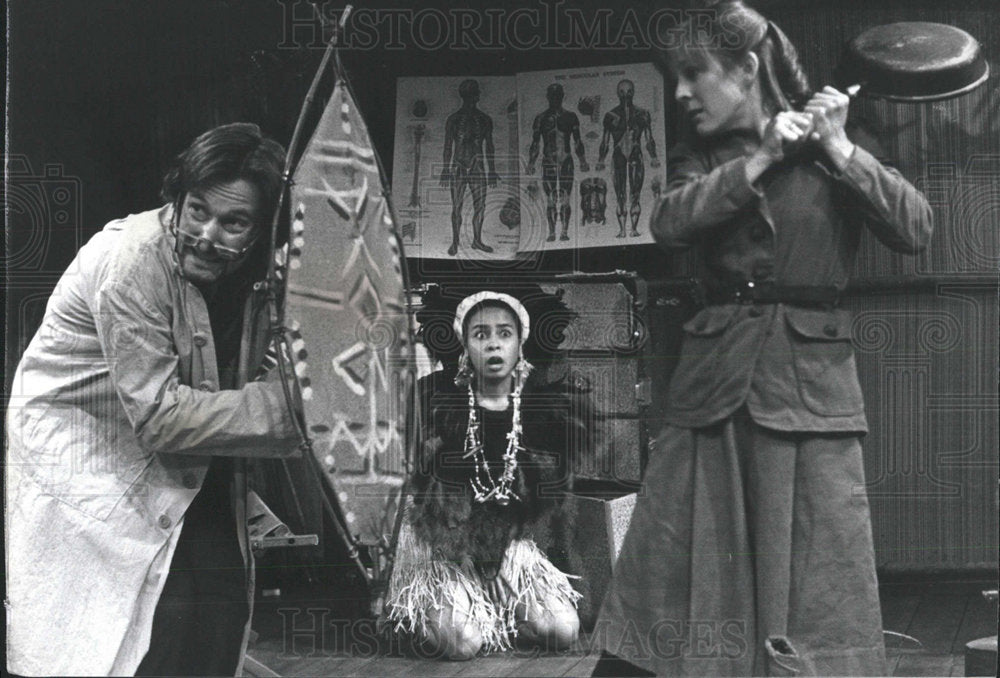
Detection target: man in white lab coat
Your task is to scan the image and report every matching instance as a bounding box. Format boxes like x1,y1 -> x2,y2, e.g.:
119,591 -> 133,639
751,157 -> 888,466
6,123 -> 302,676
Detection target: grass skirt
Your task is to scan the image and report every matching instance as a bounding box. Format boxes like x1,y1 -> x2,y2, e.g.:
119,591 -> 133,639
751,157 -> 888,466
385,514 -> 581,653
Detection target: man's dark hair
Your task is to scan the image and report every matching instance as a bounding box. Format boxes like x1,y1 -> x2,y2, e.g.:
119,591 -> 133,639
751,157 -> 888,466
160,123 -> 286,231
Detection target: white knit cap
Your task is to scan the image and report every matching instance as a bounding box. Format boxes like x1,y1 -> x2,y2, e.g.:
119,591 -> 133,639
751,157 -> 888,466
452,291 -> 530,345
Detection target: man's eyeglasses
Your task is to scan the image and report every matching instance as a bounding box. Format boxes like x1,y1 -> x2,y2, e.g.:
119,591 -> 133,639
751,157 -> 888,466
174,228 -> 259,262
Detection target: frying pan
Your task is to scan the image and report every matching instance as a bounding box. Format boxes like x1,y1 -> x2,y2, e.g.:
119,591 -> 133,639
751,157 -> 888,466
836,22 -> 990,102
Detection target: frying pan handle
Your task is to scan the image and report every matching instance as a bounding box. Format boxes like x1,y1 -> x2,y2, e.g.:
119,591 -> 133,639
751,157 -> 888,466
795,83 -> 862,112
802,83 -> 862,142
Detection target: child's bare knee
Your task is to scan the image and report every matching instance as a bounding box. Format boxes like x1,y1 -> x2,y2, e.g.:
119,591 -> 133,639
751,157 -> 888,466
430,622 -> 483,660
539,606 -> 580,650
422,589 -> 485,661
517,597 -> 580,650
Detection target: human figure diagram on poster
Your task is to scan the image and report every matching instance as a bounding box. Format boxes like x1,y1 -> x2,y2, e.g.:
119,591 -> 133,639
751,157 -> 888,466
596,78 -> 662,239
517,63 -> 666,252
526,82 -> 590,244
393,76 -> 520,260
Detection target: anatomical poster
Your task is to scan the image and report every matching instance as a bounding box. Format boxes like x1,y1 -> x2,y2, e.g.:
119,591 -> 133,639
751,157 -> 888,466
515,62 -> 667,252
393,75 -> 521,261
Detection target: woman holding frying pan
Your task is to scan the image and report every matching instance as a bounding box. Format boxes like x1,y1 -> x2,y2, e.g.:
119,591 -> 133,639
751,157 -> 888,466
595,1 -> 933,675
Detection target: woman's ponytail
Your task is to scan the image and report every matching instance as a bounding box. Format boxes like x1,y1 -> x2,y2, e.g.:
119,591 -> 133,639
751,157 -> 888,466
762,19 -> 813,111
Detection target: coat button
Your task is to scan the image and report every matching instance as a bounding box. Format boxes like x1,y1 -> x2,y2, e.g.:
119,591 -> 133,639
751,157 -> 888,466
198,380 -> 217,392
823,324 -> 839,337
193,332 -> 208,347
182,472 -> 198,489
158,514 -> 172,529
748,307 -> 763,318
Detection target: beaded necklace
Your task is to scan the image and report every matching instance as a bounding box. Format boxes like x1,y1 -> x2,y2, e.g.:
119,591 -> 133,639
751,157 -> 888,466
452,291 -> 532,506
462,381 -> 525,506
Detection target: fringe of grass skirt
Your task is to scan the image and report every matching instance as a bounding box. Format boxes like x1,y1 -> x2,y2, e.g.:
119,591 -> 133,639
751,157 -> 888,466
385,519 -> 581,653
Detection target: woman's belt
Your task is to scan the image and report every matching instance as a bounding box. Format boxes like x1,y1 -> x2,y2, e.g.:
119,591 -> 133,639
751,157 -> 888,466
707,281 -> 841,307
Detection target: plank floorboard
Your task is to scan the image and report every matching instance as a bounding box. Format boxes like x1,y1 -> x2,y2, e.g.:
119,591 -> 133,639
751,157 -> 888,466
880,584 -> 924,649
905,592 -> 968,654
244,578 -> 996,677
364,656 -> 470,677
498,652 -> 590,677
893,651 -> 956,677
885,653 -> 902,676
572,655 -> 600,676
952,592 -> 998,654
309,654 -> 380,676
452,655 -> 537,677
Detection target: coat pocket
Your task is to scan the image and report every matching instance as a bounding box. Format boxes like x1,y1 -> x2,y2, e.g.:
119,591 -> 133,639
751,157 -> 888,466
45,454 -> 154,522
667,306 -> 740,410
12,411 -> 156,522
785,307 -> 864,416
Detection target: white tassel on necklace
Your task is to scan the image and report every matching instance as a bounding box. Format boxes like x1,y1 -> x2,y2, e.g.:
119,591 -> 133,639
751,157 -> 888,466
462,364 -> 527,506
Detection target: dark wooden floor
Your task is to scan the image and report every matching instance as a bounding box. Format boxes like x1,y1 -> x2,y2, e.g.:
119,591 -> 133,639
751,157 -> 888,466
880,580 -> 997,677
244,578 -> 997,677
